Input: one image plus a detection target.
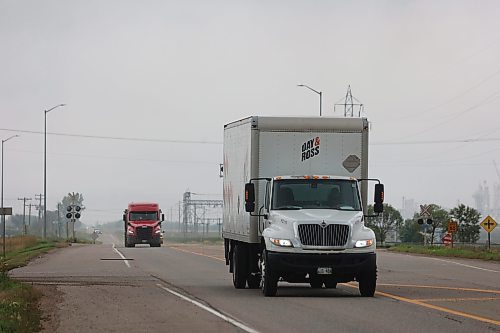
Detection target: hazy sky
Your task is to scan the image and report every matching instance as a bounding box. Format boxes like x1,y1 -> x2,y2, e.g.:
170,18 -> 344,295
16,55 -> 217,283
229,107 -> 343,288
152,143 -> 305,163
2,0 -> 500,224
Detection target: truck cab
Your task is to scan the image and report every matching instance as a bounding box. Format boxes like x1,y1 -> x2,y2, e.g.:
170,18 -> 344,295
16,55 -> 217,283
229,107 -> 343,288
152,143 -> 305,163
242,175 -> 383,296
123,203 -> 164,247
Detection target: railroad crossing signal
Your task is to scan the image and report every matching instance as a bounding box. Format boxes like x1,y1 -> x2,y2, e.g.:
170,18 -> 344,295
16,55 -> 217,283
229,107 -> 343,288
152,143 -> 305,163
66,205 -> 81,221
480,215 -> 497,233
420,204 -> 432,217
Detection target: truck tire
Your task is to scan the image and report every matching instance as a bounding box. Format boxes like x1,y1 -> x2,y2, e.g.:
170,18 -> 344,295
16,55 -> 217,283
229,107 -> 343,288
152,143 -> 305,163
260,249 -> 278,297
232,243 -> 248,289
358,266 -> 377,297
247,274 -> 260,289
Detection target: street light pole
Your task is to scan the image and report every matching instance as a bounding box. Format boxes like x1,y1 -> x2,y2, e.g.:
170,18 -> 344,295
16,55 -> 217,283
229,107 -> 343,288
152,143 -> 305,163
297,84 -> 322,116
44,103 -> 65,239
2,134 -> 19,257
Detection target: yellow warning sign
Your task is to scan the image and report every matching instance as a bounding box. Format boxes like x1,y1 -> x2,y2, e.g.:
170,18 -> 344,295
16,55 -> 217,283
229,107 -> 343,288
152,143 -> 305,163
480,215 -> 497,233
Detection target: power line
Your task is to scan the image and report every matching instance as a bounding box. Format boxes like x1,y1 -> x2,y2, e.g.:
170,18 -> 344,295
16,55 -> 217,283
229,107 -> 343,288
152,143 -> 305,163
394,66 -> 500,122
0,128 -> 222,145
371,137 -> 500,145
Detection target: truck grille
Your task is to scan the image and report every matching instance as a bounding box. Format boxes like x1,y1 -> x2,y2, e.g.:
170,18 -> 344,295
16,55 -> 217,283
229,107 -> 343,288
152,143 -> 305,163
136,227 -> 152,240
298,224 -> 349,247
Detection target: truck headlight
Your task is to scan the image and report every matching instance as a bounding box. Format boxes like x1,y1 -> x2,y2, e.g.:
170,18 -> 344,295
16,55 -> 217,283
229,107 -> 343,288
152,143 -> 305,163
354,239 -> 374,248
270,237 -> 293,247
127,229 -> 134,235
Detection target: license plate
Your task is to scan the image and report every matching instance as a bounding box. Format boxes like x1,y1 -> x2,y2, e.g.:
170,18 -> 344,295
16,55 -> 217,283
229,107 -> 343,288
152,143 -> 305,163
317,267 -> 332,275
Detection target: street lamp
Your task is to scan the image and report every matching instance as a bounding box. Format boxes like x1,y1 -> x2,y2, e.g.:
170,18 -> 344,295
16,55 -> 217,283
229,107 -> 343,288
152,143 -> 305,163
44,103 -> 65,239
2,134 -> 19,257
298,84 -> 322,116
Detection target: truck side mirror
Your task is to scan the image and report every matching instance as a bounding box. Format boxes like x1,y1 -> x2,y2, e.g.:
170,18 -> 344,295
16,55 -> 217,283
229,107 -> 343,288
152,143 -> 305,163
161,214 -> 165,221
245,183 -> 256,213
374,183 -> 384,213
123,214 -> 126,222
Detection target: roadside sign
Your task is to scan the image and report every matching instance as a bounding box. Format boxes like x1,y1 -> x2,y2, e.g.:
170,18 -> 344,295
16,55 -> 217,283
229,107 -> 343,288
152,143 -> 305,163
480,215 -> 497,250
448,221 -> 458,233
480,215 -> 497,233
0,207 -> 12,215
442,233 -> 452,246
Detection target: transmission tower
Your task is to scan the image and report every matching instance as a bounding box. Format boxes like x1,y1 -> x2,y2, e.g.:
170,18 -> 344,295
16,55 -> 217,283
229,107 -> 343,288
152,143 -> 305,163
334,85 -> 364,117
182,191 -> 222,238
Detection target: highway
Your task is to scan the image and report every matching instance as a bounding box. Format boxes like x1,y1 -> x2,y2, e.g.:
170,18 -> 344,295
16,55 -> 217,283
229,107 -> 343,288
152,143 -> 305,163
10,234 -> 500,333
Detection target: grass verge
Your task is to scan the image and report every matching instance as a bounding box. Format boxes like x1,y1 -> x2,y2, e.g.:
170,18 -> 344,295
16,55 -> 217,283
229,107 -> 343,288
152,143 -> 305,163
0,270 -> 42,333
0,238 -> 66,332
388,244 -> 500,261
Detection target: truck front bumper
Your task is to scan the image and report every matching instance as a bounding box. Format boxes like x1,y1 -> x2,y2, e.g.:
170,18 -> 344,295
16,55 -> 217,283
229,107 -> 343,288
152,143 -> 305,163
267,251 -> 375,276
127,235 -> 162,245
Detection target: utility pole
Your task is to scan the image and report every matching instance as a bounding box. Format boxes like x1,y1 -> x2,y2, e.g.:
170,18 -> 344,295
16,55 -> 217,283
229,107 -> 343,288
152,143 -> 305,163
17,197 -> 32,235
57,203 -> 61,239
178,201 -> 181,233
35,194 -> 43,236
28,203 -> 34,234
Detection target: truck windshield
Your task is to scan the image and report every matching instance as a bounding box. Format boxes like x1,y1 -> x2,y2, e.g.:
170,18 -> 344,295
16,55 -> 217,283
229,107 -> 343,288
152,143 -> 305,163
129,211 -> 158,221
272,179 -> 361,211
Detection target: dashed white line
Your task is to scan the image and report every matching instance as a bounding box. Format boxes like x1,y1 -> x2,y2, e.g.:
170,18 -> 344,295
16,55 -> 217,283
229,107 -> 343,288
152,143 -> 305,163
156,283 -> 260,333
112,243 -> 131,268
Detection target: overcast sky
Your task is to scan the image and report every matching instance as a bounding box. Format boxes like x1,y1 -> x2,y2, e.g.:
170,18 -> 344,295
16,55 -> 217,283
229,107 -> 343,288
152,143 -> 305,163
2,0 -> 500,224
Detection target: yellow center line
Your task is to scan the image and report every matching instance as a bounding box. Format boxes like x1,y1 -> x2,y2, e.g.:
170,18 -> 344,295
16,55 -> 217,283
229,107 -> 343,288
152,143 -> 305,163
377,283 -> 500,294
415,297 -> 500,302
168,246 -> 225,262
342,283 -> 500,326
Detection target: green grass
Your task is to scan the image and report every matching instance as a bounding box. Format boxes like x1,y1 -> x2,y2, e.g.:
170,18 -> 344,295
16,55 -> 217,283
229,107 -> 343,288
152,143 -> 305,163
0,238 -> 66,332
388,244 -> 500,261
0,271 -> 42,333
2,241 -> 66,271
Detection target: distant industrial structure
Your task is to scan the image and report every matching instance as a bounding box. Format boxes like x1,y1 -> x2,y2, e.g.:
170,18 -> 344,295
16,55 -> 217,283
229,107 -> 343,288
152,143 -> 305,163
181,191 -> 223,236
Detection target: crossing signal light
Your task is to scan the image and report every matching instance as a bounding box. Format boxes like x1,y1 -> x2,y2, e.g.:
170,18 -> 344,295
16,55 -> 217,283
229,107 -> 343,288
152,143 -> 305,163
66,205 -> 82,220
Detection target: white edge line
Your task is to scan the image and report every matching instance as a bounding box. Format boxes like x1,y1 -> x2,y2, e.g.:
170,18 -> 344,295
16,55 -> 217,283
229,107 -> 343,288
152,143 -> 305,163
112,243 -> 131,268
156,283 -> 259,333
425,256 -> 500,273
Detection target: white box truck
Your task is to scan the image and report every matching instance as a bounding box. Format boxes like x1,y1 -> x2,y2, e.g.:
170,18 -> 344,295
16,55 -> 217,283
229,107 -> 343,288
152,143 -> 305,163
222,116 -> 384,297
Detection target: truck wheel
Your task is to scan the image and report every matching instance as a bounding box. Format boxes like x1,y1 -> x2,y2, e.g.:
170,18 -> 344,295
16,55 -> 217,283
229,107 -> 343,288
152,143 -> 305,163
260,249 -> 278,297
232,243 -> 248,289
358,267 -> 377,297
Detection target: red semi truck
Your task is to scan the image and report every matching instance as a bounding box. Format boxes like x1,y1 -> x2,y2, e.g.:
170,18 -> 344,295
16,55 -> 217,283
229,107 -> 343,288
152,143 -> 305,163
123,202 -> 164,247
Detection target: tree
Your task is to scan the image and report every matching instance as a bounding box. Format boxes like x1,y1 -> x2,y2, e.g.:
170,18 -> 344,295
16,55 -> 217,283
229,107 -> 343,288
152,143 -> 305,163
366,204 -> 403,245
399,218 -> 424,243
449,204 -> 481,244
427,204 -> 449,245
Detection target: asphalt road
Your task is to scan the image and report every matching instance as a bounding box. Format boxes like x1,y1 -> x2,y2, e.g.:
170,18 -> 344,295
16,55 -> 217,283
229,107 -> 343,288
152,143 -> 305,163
10,234 -> 500,333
